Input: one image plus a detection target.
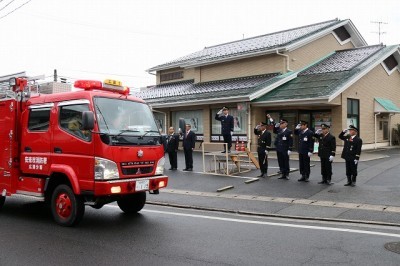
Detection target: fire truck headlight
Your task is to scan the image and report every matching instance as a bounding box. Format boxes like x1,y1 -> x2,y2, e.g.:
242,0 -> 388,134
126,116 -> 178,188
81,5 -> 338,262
155,157 -> 165,175
95,157 -> 119,180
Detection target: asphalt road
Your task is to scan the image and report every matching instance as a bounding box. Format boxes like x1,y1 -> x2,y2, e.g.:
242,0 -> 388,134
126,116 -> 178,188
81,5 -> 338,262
1,198 -> 400,266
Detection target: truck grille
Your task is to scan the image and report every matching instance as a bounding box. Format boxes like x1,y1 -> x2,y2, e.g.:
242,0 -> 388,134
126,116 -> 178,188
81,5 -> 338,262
120,161 -> 155,176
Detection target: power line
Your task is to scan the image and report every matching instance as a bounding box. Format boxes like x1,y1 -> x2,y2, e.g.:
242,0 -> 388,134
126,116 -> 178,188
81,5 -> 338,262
0,0 -> 16,12
0,0 -> 32,20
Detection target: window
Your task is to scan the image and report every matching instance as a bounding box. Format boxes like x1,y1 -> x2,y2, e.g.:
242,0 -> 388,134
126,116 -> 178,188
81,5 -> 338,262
172,110 -> 203,134
347,98 -> 359,132
28,108 -> 51,131
383,55 -> 398,71
160,71 -> 184,82
333,26 -> 351,42
59,104 -> 91,141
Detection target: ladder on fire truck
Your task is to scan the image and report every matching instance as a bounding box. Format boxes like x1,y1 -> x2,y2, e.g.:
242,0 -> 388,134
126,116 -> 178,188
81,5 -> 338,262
0,72 -> 43,99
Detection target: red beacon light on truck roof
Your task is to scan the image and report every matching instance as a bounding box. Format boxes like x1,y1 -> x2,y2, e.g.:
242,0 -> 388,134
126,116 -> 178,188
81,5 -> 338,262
74,79 -> 130,95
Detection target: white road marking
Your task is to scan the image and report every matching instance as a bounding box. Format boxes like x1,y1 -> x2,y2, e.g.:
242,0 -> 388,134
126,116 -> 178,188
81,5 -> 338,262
105,205 -> 400,238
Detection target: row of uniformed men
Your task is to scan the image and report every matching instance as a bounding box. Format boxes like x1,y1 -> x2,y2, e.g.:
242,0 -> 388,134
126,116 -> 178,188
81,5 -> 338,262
254,114 -> 363,187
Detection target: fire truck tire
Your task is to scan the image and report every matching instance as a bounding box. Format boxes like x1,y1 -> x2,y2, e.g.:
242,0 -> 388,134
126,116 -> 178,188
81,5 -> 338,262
0,196 -> 5,209
51,184 -> 85,227
117,192 -> 146,213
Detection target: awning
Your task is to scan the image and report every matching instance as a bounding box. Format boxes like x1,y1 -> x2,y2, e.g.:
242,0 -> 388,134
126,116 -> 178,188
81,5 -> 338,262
374,98 -> 400,113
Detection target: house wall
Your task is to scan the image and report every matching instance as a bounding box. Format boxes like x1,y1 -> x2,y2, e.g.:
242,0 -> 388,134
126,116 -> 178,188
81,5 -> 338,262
288,33 -> 355,71
338,64 -> 400,145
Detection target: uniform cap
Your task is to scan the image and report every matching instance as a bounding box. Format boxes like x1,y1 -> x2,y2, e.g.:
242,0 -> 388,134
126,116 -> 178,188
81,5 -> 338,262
299,120 -> 308,126
321,123 -> 330,129
348,125 -> 358,132
222,106 -> 229,110
280,119 -> 288,124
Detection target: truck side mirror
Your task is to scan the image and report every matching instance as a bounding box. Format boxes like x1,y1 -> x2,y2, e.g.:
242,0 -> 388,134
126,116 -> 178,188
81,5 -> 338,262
82,111 -> 94,130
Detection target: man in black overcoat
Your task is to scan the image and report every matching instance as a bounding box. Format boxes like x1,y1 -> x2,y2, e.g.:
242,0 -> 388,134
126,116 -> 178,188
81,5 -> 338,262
314,124 -> 336,185
254,122 -> 272,178
339,125 -> 362,187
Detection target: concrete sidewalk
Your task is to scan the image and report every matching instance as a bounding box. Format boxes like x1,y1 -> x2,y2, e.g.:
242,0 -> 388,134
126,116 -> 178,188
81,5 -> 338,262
153,146 -> 400,225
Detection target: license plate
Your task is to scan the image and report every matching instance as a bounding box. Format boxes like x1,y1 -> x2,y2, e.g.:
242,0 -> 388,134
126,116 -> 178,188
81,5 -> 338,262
135,179 -> 149,191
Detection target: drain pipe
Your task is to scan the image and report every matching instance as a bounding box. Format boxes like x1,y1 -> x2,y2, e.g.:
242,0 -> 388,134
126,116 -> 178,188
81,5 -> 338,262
276,50 -> 293,72
374,112 -> 380,149
389,114 -> 395,147
247,104 -> 251,149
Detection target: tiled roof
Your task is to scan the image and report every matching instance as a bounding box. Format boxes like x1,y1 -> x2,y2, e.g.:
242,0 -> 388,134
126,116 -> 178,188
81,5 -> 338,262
148,19 -> 342,71
254,45 -> 393,102
133,73 -> 279,105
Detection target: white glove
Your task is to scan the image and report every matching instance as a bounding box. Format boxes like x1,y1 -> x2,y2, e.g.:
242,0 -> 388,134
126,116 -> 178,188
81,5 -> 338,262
287,150 -> 291,156
329,155 -> 334,162
178,128 -> 182,134
295,124 -> 301,130
230,131 -> 233,136
343,129 -> 348,133
316,129 -> 322,135
354,159 -> 358,165
269,118 -> 274,123
217,109 -> 223,115
265,150 -> 269,155
307,152 -> 312,157
275,123 -> 280,128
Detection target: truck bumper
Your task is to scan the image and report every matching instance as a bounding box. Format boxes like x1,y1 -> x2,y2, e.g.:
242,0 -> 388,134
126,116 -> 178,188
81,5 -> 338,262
94,176 -> 168,196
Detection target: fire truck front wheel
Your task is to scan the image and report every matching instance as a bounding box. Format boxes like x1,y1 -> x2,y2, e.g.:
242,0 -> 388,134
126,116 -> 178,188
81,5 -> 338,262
117,192 -> 146,213
51,184 -> 85,227
0,196 -> 5,209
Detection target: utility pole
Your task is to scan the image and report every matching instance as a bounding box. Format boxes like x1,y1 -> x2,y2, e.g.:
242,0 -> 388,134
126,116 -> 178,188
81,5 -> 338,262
371,21 -> 387,44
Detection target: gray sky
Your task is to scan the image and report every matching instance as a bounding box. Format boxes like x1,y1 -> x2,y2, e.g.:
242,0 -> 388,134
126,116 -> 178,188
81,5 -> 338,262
0,0 -> 399,88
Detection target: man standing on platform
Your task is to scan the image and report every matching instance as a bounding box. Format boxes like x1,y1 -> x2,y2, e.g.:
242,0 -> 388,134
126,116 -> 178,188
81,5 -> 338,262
339,125 -> 362,186
294,120 -> 314,182
215,106 -> 234,153
166,127 -> 179,170
254,122 -> 272,178
182,124 -> 196,171
314,124 -> 336,185
267,114 -> 293,180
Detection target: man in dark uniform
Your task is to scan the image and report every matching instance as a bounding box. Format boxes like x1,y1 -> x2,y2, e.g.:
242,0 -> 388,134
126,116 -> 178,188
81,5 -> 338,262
339,125 -> 362,186
254,122 -> 272,178
267,114 -> 293,180
215,107 -> 234,153
182,124 -> 196,171
314,124 -> 336,185
166,126 -> 180,170
294,120 -> 314,182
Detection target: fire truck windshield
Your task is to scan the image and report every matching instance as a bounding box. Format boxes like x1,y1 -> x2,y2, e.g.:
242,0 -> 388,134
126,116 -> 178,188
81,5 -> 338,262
94,97 -> 161,145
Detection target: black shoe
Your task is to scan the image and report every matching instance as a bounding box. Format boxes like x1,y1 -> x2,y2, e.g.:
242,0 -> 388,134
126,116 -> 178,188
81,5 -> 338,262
228,150 -> 231,153
318,181 -> 326,184
257,174 -> 265,178
304,178 -> 309,182
172,168 -> 177,170
221,151 -> 226,153
279,175 -> 289,180
344,182 -> 353,186
326,180 -> 333,185
168,168 -> 173,170
298,177 -> 306,182
351,182 -> 356,187
187,168 -> 193,171
183,168 -> 189,171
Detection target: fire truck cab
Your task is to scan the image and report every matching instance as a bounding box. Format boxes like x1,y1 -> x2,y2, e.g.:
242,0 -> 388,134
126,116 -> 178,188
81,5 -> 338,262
0,77 -> 168,226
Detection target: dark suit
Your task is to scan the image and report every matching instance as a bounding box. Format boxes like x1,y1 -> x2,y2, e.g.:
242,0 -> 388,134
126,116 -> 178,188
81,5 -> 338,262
254,127 -> 272,175
183,130 -> 196,170
314,132 -> 336,182
166,133 -> 180,169
273,125 -> 293,177
339,132 -> 362,183
294,128 -> 314,178
215,114 -> 234,151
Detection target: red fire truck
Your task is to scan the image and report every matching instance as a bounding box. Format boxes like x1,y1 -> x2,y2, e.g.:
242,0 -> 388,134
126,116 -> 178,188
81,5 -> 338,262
0,77 -> 168,226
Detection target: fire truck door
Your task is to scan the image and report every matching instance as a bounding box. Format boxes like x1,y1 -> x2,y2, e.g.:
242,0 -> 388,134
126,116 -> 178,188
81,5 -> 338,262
20,104 -> 52,175
51,102 -> 94,191
0,99 -> 17,191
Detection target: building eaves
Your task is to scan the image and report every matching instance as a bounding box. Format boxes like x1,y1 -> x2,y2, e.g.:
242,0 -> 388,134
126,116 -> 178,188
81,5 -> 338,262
147,19 -> 344,72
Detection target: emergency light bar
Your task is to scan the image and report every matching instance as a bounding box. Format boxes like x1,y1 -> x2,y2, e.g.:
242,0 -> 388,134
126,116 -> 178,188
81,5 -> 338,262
74,79 -> 130,95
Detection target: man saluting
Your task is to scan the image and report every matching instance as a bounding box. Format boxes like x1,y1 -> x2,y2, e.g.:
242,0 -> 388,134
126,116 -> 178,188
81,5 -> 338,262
254,122 -> 271,178
215,107 -> 234,153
